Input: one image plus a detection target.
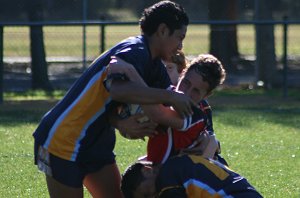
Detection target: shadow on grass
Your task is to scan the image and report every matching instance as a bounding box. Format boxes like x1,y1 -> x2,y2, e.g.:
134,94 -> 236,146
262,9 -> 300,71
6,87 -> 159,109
0,110 -> 44,126
1,91 -> 300,130
213,106 -> 300,131
0,100 -> 56,126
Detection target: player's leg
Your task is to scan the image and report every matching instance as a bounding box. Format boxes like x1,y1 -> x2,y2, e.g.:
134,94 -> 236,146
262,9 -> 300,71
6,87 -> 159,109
83,162 -> 123,198
34,143 -> 85,198
46,175 -> 83,198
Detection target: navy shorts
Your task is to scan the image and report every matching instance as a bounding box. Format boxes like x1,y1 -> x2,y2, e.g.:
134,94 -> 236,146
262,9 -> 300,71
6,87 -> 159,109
34,142 -> 116,188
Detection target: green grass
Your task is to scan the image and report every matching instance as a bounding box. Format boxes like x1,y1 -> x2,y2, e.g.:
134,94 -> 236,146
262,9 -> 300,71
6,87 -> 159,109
3,24 -> 300,58
3,90 -> 66,100
0,89 -> 299,197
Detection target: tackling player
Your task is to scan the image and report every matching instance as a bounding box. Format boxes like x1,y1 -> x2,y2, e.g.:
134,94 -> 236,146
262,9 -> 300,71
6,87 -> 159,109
33,1 -> 193,197
121,154 -> 263,198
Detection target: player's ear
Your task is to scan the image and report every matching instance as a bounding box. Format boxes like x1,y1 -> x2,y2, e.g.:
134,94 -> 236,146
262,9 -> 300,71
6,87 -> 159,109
157,23 -> 170,38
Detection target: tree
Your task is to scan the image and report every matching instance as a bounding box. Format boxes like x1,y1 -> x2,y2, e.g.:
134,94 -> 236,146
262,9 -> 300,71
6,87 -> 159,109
208,0 -> 239,72
255,0 -> 277,89
27,0 -> 53,90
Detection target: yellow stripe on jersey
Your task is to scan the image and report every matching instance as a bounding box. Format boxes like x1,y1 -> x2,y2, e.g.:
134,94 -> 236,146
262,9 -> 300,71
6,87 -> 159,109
186,183 -> 222,198
189,155 -> 229,180
184,180 -> 233,198
47,69 -> 110,161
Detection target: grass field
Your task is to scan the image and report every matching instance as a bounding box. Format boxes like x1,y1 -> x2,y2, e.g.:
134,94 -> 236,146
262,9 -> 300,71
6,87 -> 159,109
0,89 -> 299,197
3,24 -> 300,58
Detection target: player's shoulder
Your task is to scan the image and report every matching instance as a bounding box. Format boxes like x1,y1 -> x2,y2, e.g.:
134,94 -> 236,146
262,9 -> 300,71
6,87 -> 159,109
116,36 -> 150,56
163,155 -> 192,168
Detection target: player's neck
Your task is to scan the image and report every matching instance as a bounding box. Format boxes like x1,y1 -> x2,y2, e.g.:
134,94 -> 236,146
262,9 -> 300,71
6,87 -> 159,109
145,35 -> 161,60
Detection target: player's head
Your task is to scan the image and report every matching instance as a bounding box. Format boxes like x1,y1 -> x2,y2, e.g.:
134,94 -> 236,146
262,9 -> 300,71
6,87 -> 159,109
139,1 -> 189,61
164,50 -> 187,85
121,161 -> 159,198
139,1 -> 189,37
177,54 -> 226,103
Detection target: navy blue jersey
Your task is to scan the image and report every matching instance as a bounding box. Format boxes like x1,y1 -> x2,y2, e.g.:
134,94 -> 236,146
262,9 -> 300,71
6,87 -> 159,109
33,35 -> 171,162
156,155 -> 262,198
200,99 -> 213,134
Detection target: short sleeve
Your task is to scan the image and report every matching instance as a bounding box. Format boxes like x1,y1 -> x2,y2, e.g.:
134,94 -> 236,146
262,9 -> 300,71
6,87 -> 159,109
115,46 -> 150,80
103,73 -> 129,91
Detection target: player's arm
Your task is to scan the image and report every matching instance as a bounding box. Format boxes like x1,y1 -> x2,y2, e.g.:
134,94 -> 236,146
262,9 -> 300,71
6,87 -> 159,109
107,57 -> 198,118
107,57 -> 196,128
179,131 -> 218,158
141,104 -> 187,129
110,83 -> 191,130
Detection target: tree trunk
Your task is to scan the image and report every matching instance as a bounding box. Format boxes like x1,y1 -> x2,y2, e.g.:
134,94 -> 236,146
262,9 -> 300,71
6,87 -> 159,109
255,0 -> 277,89
209,0 -> 239,72
0,26 -> 3,103
28,0 -> 53,90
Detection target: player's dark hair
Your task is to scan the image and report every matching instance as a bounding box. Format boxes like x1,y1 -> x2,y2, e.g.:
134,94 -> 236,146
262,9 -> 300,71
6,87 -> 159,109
185,54 -> 226,92
121,162 -> 145,198
139,1 -> 189,36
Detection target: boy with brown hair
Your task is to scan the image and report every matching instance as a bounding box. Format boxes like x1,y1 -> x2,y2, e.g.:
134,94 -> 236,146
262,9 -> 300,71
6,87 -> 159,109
145,54 -> 226,163
109,54 -> 226,163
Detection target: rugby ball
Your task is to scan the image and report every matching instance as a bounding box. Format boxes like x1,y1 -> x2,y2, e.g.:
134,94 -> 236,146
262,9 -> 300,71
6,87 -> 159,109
118,104 -> 149,123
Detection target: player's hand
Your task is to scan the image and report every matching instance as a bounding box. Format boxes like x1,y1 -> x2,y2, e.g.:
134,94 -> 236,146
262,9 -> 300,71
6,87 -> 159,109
179,131 -> 218,158
169,91 -> 199,118
201,134 -> 219,159
179,131 -> 210,156
117,113 -> 158,140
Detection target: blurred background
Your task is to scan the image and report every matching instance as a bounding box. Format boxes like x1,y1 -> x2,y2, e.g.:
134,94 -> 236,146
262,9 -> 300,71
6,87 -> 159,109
0,0 -> 299,97
1,2 -> 299,197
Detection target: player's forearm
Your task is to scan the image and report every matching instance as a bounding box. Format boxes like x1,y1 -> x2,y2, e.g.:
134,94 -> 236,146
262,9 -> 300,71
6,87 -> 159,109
110,81 -> 173,105
141,104 -> 184,129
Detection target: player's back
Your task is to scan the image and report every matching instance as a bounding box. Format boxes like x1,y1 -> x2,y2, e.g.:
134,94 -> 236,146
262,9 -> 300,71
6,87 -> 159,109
156,155 -> 263,198
33,35 -> 165,162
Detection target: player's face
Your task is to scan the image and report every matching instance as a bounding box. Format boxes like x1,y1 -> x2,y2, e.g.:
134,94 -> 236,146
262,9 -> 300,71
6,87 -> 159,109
133,166 -> 158,198
160,26 -> 187,61
177,69 -> 210,103
165,61 -> 180,85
